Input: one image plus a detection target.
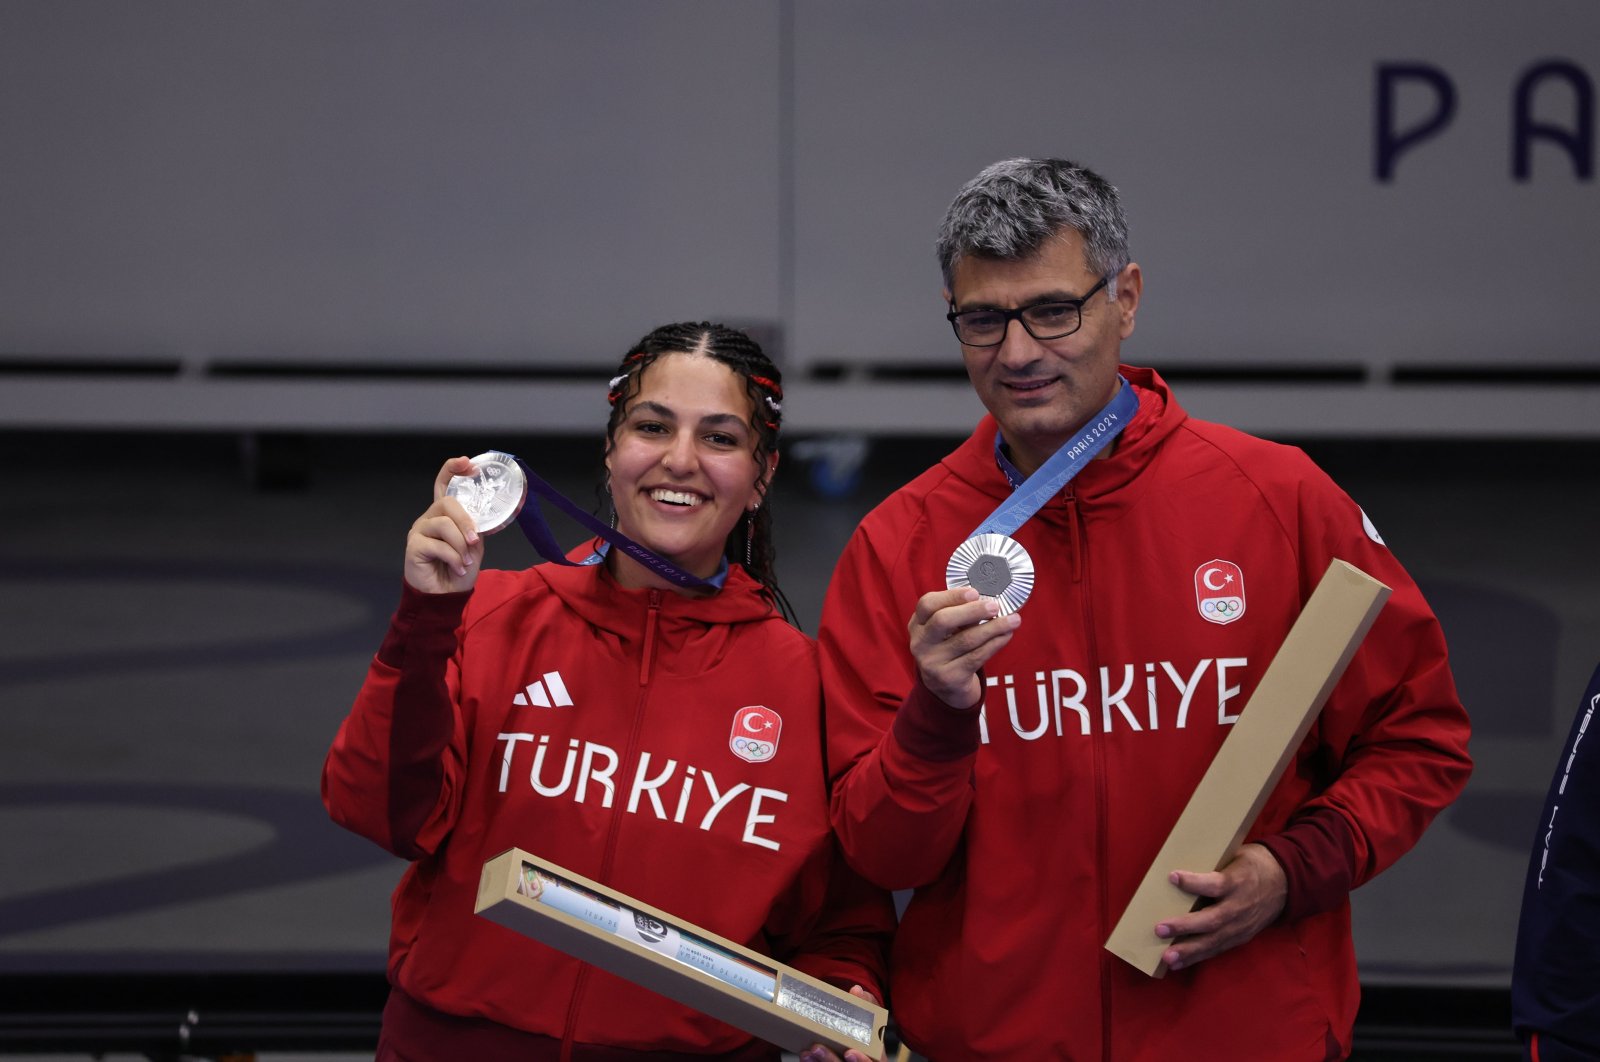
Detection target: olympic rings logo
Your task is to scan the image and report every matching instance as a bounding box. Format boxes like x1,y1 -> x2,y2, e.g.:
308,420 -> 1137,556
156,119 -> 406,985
734,737 -> 773,757
1203,598 -> 1242,614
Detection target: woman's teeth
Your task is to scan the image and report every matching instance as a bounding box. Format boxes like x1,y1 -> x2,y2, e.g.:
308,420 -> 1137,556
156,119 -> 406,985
650,489 -> 702,507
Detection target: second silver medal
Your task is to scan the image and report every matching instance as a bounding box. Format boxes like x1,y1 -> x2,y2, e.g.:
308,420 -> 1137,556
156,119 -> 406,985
946,533 -> 1035,617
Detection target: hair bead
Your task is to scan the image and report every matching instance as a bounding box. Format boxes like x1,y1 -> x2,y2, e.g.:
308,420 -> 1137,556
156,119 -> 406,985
748,374 -> 783,398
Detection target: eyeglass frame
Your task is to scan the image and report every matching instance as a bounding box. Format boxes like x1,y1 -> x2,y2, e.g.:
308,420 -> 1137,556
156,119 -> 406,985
945,275 -> 1111,346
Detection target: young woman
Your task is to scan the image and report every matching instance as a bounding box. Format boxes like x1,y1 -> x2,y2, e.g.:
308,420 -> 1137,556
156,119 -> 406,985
323,323 -> 890,1062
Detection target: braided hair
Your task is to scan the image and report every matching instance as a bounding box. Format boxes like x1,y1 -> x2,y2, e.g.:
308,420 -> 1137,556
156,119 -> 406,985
603,322 -> 795,625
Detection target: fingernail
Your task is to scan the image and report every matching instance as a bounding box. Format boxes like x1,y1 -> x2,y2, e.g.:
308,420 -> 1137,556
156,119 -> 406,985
1154,924 -> 1171,939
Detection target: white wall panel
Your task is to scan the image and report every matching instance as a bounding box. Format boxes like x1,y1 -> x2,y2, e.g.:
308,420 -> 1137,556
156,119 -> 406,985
0,1 -> 782,366
790,1 -> 1600,372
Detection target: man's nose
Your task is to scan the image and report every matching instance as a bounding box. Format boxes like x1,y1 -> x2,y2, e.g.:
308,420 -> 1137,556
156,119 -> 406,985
995,317 -> 1042,365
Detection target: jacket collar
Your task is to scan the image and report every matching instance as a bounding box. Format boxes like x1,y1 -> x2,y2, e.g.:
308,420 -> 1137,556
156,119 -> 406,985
530,555 -> 778,636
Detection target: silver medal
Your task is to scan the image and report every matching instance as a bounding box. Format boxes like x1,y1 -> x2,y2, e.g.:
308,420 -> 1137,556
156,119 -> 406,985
946,533 -> 1035,616
445,450 -> 528,535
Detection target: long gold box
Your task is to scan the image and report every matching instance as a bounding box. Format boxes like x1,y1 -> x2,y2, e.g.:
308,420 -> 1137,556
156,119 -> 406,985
476,847 -> 888,1055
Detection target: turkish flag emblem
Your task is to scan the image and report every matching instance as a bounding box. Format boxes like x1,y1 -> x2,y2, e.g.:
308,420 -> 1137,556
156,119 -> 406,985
1195,559 -> 1246,625
730,705 -> 782,763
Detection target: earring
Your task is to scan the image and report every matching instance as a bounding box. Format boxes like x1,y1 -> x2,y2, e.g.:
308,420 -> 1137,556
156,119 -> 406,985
745,511 -> 755,568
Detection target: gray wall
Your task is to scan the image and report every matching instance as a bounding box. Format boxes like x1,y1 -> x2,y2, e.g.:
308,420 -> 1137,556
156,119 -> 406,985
1,1 -> 782,365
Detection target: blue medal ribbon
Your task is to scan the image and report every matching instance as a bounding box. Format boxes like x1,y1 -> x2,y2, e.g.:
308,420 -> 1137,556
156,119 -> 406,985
508,458 -> 728,591
970,376 -> 1139,538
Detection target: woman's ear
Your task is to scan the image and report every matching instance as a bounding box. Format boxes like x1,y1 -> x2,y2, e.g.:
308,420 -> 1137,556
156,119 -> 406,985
752,451 -> 779,510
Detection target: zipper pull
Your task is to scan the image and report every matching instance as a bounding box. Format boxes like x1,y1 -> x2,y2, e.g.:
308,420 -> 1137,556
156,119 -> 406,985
640,589 -> 662,685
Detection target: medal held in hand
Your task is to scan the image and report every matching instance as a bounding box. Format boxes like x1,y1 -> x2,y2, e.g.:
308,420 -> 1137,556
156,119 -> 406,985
946,533 -> 1035,617
445,450 -> 528,535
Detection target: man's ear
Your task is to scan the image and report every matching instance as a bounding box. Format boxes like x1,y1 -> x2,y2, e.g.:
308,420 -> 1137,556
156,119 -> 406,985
1115,262 -> 1143,339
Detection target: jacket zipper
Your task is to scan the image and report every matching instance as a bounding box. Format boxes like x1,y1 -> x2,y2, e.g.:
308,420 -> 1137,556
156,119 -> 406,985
560,589 -> 663,1058
1064,488 -> 1084,583
639,589 -> 661,685
1070,492 -> 1114,1062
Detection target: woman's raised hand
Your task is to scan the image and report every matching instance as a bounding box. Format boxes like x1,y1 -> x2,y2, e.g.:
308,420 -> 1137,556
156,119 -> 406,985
403,457 -> 487,594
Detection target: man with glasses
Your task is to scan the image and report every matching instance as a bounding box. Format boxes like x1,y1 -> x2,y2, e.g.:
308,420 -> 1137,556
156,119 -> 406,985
819,157 -> 1471,1060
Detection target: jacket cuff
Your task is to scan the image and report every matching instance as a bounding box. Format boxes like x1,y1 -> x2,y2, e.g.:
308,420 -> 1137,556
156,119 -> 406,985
890,678 -> 983,763
376,582 -> 472,669
1257,808 -> 1359,922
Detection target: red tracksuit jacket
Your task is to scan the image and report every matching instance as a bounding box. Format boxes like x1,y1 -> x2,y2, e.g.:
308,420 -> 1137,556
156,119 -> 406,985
821,365 -> 1472,1061
324,561 -> 890,1058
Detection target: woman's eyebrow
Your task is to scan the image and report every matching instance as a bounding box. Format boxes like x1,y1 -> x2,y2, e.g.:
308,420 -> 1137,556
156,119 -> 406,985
631,400 -> 677,420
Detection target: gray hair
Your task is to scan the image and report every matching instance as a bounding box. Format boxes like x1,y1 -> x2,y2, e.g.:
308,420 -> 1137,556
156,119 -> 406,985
936,158 -> 1130,297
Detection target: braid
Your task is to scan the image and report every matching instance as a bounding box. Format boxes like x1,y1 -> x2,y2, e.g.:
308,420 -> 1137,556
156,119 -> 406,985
602,322 -> 795,626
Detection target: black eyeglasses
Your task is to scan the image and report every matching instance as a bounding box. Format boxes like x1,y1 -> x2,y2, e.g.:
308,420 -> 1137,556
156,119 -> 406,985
946,276 -> 1110,346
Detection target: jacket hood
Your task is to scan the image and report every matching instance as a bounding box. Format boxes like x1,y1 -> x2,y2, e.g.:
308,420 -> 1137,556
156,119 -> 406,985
938,363 -> 1187,516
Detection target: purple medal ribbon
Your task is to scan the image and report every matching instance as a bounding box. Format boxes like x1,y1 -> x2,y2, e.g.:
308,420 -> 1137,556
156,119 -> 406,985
508,457 -> 727,591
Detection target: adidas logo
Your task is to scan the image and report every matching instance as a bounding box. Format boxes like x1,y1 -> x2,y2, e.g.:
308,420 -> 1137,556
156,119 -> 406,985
512,671 -> 573,708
